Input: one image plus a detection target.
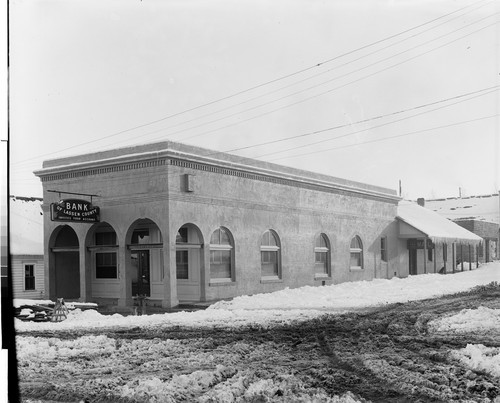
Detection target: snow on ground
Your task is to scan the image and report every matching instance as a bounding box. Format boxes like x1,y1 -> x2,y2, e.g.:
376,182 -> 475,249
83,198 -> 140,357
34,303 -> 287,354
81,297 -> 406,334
14,262 -> 500,333
450,344 -> 500,379
428,306 -> 500,334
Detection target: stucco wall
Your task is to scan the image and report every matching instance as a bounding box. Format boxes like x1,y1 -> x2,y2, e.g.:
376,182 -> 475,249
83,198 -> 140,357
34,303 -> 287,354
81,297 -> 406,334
167,164 -> 399,301
37,142 -> 400,307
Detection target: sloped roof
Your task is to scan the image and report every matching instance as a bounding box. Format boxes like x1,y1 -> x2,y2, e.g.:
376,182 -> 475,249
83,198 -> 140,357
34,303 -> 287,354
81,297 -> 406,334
397,201 -> 483,245
9,196 -> 44,255
424,194 -> 499,224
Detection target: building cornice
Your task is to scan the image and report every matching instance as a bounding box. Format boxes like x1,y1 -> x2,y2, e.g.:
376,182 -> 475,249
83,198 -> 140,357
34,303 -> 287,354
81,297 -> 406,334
34,145 -> 400,203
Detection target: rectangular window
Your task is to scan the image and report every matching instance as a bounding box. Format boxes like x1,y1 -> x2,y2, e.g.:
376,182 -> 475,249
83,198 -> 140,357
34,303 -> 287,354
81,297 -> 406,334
24,264 -> 35,290
210,250 -> 231,279
350,252 -> 362,268
95,252 -> 117,279
261,251 -> 278,277
443,243 -> 447,262
428,247 -> 433,262
176,250 -> 189,279
315,252 -> 328,274
380,237 -> 387,262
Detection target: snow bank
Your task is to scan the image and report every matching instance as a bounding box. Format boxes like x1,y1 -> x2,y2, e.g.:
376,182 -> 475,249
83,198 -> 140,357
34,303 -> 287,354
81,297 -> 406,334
451,344 -> 500,378
428,306 -> 500,333
14,262 -> 500,333
210,262 -> 500,311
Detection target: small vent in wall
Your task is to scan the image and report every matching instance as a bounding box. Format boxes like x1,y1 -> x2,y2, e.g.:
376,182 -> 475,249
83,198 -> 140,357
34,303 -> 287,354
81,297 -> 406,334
185,174 -> 195,192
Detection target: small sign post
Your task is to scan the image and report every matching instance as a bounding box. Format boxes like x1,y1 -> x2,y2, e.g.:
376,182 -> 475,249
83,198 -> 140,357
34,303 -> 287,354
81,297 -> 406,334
407,239 -> 434,250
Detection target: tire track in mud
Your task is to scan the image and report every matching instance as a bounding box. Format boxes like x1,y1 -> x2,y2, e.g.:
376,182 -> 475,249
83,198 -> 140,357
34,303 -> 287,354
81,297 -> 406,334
17,283 -> 500,402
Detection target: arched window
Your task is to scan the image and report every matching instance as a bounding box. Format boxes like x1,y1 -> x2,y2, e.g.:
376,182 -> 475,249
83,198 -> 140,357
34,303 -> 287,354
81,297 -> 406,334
350,236 -> 363,269
315,233 -> 330,276
261,230 -> 281,278
210,227 -> 234,281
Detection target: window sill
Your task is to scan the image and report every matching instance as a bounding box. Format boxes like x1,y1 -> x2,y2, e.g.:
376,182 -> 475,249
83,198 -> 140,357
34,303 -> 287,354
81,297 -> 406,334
349,267 -> 363,271
314,275 -> 331,280
260,276 -> 283,284
209,279 -> 235,286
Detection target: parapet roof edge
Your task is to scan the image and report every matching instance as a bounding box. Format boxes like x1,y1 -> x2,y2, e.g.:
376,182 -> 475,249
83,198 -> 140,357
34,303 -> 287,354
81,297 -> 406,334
35,140 -> 399,200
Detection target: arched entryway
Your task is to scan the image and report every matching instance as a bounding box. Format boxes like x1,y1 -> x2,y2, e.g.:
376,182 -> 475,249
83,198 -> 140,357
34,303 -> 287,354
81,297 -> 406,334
85,222 -> 119,300
49,225 -> 80,300
176,223 -> 204,302
126,219 -> 163,299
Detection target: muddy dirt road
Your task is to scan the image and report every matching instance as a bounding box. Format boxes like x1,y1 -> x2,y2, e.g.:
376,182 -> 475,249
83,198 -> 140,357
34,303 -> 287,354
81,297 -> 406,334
17,284 -> 500,402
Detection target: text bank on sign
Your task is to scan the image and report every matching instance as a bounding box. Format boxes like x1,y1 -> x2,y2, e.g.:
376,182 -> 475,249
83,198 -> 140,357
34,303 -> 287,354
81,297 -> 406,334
50,199 -> 100,223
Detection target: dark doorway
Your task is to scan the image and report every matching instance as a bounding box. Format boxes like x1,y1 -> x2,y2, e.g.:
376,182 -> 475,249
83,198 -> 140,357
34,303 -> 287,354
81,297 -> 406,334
52,225 -> 80,299
131,250 -> 150,297
54,252 -> 80,299
409,249 -> 418,275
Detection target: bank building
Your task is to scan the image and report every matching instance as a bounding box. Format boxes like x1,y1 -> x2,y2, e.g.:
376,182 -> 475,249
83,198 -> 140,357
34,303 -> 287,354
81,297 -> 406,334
33,141 -> 481,309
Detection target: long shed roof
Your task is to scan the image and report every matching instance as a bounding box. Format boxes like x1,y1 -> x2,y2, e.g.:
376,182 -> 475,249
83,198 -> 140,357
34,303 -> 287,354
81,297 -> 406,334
397,201 -> 483,245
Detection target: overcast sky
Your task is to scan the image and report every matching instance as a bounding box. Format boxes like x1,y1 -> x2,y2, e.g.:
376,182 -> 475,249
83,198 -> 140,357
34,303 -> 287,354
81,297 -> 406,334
8,0 -> 500,200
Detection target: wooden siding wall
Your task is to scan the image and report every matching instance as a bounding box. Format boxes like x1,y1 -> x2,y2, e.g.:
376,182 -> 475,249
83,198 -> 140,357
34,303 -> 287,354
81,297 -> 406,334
11,256 -> 45,300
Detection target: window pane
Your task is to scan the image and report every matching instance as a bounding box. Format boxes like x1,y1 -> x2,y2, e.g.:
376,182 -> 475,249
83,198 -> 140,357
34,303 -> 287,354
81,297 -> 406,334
25,277 -> 35,290
261,231 -> 269,246
176,227 -> 188,244
261,251 -> 278,276
210,229 -> 220,245
315,252 -> 328,275
210,250 -> 231,279
95,231 -> 116,246
351,236 -> 361,249
219,229 -> 231,245
24,265 -> 35,290
96,252 -> 117,279
24,264 -> 34,277
262,230 -> 278,247
350,252 -> 361,267
176,250 -> 189,279
316,234 -> 328,248
381,237 -> 387,262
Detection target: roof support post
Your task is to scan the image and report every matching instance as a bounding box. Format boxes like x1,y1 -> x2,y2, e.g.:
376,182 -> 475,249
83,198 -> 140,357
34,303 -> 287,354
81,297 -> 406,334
443,243 -> 447,274
423,238 -> 427,274
461,244 -> 464,272
476,244 -> 479,268
469,244 -> 472,270
434,246 -> 437,273
452,242 -> 455,274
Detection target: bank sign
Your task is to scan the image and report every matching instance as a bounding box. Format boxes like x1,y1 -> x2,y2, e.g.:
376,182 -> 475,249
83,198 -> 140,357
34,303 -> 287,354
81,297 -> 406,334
50,199 -> 100,223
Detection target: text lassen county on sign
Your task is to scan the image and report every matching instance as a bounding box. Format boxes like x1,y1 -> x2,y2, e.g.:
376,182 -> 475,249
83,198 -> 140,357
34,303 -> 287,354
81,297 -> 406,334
50,199 -> 100,223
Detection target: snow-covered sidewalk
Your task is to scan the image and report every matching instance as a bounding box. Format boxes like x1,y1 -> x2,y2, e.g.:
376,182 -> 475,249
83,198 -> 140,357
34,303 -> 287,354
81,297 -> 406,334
14,261 -> 500,333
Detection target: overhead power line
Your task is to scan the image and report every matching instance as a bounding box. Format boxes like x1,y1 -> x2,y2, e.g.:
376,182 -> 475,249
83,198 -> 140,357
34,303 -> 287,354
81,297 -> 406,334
223,86 -> 499,155
268,114 -> 500,162
251,87 -> 498,159
131,16 -> 497,147
11,0 -> 492,167
106,0 -> 494,145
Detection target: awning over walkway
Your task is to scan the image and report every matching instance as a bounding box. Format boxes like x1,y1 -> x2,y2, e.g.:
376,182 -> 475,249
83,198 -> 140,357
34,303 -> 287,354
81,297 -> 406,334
397,201 -> 483,245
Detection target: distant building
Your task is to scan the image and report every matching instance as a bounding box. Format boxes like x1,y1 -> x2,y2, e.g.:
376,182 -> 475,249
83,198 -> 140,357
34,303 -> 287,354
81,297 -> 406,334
9,196 -> 45,299
423,194 -> 499,263
32,141 -> 482,309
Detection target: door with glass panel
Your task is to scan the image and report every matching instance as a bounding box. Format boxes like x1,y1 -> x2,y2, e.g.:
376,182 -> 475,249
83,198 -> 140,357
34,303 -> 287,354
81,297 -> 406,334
131,250 -> 150,297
